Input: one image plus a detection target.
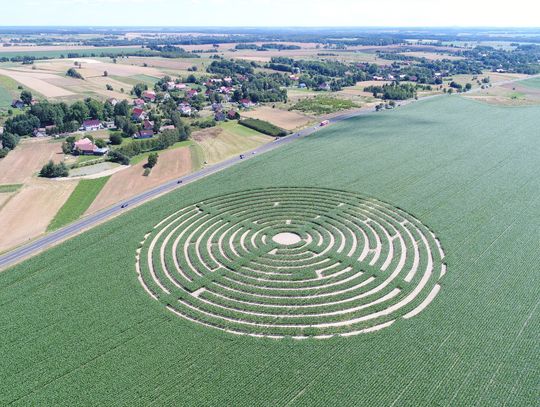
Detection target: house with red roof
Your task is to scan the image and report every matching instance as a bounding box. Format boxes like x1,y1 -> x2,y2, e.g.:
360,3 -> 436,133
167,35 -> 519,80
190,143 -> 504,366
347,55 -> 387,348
186,89 -> 199,98
239,99 -> 256,108
143,119 -> 154,131
133,98 -> 145,107
82,119 -> 102,131
142,90 -> 156,102
74,137 -> 96,155
177,103 -> 192,116
132,107 -> 146,121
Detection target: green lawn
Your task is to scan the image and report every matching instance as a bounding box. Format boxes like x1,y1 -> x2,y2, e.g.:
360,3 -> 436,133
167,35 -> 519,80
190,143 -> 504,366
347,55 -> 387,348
129,140 -> 194,165
0,96 -> 538,405
0,184 -> 22,193
219,120 -> 266,138
290,95 -> 358,114
46,177 -> 110,231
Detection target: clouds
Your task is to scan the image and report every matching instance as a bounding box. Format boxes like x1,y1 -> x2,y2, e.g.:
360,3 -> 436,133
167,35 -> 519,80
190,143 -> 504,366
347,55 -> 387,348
5,0 -> 540,26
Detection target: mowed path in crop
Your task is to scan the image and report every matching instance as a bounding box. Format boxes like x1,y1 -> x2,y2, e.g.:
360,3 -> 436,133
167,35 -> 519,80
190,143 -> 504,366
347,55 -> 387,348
0,96 -> 538,406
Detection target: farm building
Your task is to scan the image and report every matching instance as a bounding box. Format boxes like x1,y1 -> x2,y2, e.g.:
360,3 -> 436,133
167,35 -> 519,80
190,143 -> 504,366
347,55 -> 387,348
239,99 -> 256,108
74,138 -> 96,155
82,119 -> 102,132
32,128 -> 47,137
143,119 -> 155,131
178,103 -> 192,116
135,130 -> 154,139
318,82 -> 331,91
103,121 -> 116,130
159,125 -> 175,132
93,147 -> 109,156
11,99 -> 24,109
227,110 -> 240,120
142,90 -> 156,102
132,108 -> 146,121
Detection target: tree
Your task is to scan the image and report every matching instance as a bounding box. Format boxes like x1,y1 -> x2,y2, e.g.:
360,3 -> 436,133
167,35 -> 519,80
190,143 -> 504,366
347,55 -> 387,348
465,83 -> 472,91
113,100 -> 130,117
1,132 -> 19,150
68,101 -> 89,123
39,160 -> 69,178
4,114 -> 40,136
20,90 -> 32,105
66,68 -> 83,79
146,152 -> 158,168
85,98 -> 104,120
103,101 -> 114,119
108,150 -> 130,165
95,138 -> 107,148
133,83 -> 148,98
106,84 -> 113,91
109,133 -> 123,145
103,70 -> 108,77
61,136 -> 75,154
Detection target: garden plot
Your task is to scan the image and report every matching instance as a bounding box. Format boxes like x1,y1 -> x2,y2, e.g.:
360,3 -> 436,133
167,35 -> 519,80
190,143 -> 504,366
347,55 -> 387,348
136,187 -> 446,339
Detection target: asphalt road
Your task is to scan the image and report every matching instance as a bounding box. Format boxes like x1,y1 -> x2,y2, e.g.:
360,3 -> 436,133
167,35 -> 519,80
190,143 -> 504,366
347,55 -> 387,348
0,107 -> 376,269
1,74 -> 537,270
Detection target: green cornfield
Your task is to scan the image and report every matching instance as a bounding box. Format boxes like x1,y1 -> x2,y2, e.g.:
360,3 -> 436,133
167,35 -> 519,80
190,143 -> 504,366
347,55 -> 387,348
0,96 -> 538,406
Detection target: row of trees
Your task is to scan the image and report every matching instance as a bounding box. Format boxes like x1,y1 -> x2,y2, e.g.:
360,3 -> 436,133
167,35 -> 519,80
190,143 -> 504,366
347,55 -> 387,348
3,97 -> 130,137
114,128 -> 187,159
364,83 -> 418,100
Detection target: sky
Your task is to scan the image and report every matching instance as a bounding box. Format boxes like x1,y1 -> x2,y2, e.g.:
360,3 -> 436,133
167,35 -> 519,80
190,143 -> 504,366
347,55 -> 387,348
3,0 -> 540,27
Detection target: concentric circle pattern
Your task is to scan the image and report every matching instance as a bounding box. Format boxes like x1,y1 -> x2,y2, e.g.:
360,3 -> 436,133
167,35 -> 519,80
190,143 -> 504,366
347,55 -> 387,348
136,187 -> 447,339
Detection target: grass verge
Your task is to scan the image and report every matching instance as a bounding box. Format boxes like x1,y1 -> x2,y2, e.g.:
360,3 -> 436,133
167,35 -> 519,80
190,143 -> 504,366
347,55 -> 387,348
0,184 -> 22,193
47,177 -> 110,231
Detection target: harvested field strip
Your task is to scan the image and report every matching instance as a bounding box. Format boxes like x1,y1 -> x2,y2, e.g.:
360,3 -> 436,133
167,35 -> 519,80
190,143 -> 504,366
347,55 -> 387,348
47,176 -> 110,231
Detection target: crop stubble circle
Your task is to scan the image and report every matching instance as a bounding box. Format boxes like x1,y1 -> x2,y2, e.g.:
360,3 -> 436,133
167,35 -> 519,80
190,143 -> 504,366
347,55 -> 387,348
136,187 -> 446,339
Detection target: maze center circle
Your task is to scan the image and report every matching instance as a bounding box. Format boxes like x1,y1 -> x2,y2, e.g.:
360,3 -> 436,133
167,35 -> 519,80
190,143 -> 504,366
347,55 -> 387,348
136,187 -> 447,339
272,232 -> 302,245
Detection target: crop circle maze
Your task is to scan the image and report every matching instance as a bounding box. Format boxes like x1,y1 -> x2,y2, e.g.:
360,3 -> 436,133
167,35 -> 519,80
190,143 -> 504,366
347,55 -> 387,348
136,187 -> 446,339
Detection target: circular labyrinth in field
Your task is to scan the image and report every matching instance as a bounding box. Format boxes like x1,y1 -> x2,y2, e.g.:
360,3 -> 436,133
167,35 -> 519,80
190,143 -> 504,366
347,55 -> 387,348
136,187 -> 447,339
